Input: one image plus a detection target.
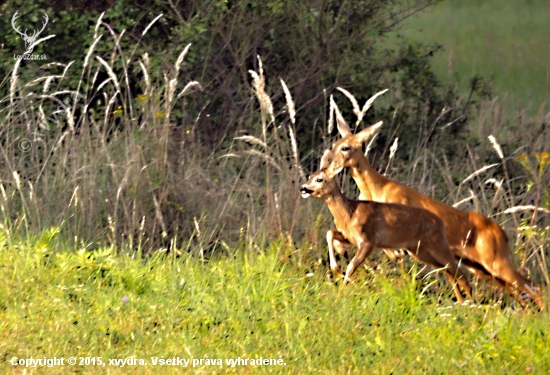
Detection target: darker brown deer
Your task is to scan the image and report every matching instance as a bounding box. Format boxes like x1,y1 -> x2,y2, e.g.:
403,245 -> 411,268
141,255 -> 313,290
325,114 -> 543,310
316,146 -> 404,263
300,163 -> 473,304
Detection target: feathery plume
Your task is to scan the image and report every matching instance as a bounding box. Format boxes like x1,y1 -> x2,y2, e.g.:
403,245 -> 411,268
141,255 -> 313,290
174,43 -> 191,73
462,163 -> 499,184
280,79 -> 295,124
142,14 -> 163,36
328,95 -> 335,133
488,135 -> 504,159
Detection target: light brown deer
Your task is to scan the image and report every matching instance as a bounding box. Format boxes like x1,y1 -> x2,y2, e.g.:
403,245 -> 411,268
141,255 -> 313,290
300,161 -> 473,304
325,113 -> 543,310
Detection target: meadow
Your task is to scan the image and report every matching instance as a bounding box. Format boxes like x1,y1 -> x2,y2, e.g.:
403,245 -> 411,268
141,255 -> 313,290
392,0 -> 550,118
2,233 -> 549,374
0,1 -> 549,374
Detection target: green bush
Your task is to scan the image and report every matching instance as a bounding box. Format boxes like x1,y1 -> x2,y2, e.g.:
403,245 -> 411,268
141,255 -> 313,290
1,0 -> 465,152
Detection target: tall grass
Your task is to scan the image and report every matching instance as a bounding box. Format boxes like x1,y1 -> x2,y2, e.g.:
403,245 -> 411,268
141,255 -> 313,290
0,16 -> 326,259
0,12 -> 548,298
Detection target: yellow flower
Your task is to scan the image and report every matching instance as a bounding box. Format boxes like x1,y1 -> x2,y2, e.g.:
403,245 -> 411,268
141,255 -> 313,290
113,106 -> 123,115
155,112 -> 164,118
535,152 -> 550,171
214,178 -> 220,184
515,153 -> 530,170
535,152 -> 549,163
516,152 -> 550,175
135,94 -> 148,101
515,153 -> 528,162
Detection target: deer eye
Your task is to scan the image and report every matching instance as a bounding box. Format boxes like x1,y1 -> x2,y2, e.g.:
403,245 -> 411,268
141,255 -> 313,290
315,178 -> 323,183
341,146 -> 351,152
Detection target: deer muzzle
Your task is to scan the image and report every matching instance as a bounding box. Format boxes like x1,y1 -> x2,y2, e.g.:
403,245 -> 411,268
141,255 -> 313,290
300,186 -> 314,199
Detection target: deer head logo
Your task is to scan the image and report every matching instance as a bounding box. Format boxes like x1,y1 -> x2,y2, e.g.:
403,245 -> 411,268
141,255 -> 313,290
11,11 -> 49,54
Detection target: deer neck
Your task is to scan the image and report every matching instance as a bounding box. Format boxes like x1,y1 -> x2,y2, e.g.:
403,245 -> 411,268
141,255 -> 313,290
348,155 -> 388,200
323,187 -> 354,229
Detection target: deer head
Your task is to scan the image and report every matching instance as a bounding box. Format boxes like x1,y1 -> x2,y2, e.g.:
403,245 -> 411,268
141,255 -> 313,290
328,120 -> 383,172
300,165 -> 343,200
12,11 -> 49,54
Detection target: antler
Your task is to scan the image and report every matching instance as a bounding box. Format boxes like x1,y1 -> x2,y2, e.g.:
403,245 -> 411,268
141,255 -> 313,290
337,87 -> 388,127
11,11 -> 27,38
330,96 -> 352,137
34,12 -> 49,38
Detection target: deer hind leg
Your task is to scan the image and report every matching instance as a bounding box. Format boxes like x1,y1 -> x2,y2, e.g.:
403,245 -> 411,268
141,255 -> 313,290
475,233 -> 544,310
343,241 -> 375,284
492,265 -> 543,311
443,263 -> 474,304
443,272 -> 466,305
416,240 -> 473,304
457,276 -> 474,302
326,229 -> 351,276
459,257 -> 521,302
460,257 -> 506,288
460,257 -> 536,309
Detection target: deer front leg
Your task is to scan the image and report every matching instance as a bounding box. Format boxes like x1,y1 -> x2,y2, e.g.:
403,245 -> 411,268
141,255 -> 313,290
326,229 -> 350,275
344,241 -> 375,284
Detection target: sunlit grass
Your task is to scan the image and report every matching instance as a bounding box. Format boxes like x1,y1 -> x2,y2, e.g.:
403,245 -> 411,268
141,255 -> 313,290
0,232 -> 548,374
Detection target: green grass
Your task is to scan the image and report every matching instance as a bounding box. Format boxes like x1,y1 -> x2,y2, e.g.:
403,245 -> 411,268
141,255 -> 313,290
392,0 -> 550,114
1,231 -> 549,374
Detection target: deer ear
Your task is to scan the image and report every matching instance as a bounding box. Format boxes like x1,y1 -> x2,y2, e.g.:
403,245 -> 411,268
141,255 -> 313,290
319,149 -> 332,170
356,121 -> 383,144
325,164 -> 342,179
333,102 -> 351,137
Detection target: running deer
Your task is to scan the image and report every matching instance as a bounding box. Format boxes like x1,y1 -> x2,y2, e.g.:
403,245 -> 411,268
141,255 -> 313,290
317,148 -> 404,263
325,113 -> 543,310
300,160 -> 473,304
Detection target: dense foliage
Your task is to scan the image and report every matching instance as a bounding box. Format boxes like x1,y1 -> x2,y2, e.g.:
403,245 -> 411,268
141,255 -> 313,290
1,0 -> 471,154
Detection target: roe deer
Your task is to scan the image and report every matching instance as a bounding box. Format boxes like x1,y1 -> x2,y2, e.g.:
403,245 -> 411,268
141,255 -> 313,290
317,150 -> 404,262
300,163 -> 473,304
325,114 -> 543,310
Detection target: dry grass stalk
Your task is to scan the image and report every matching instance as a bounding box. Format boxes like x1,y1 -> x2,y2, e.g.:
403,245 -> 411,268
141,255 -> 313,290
461,163 -> 499,184
502,205 -> 550,214
328,95 -> 335,134
143,14 -> 164,37
488,135 -> 504,159
248,56 -> 274,137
